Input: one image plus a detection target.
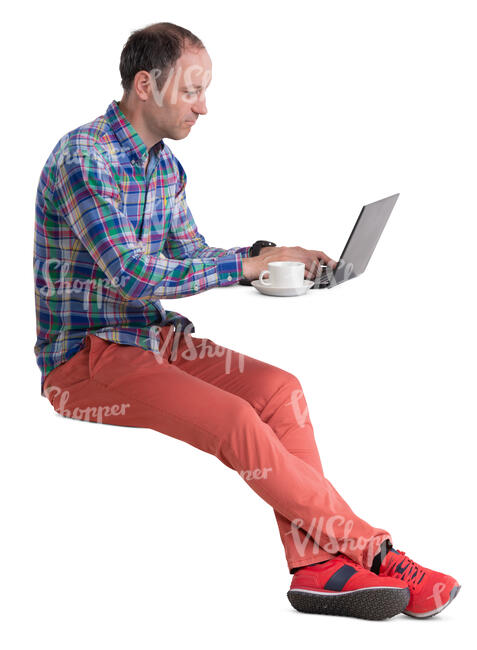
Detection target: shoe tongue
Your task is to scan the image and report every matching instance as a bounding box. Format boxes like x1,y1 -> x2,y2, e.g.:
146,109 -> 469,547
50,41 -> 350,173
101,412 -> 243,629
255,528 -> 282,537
381,547 -> 401,571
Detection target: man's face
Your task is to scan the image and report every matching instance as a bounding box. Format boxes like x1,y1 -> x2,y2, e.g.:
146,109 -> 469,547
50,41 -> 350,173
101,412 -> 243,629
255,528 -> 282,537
144,47 -> 212,141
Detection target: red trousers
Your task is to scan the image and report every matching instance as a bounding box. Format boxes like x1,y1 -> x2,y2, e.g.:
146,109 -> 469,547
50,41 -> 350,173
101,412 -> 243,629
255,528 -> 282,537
43,326 -> 392,573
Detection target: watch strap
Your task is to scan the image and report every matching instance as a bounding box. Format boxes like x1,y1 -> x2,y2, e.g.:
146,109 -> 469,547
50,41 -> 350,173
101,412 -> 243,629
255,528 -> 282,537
239,240 -> 277,285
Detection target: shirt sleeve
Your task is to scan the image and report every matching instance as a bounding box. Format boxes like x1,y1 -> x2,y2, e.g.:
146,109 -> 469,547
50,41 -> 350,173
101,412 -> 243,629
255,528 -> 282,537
163,156 -> 251,260
53,147 -> 246,301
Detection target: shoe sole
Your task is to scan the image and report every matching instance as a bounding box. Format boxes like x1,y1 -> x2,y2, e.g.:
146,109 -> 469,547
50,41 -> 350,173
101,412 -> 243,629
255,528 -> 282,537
403,584 -> 461,618
287,586 -> 410,620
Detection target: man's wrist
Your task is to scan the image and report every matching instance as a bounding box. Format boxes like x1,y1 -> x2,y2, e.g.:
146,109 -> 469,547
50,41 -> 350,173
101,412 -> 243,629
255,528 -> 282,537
241,257 -> 254,281
238,240 -> 277,285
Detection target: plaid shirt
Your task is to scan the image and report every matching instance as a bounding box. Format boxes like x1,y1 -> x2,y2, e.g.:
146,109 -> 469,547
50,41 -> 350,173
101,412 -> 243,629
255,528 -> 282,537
34,100 -> 251,395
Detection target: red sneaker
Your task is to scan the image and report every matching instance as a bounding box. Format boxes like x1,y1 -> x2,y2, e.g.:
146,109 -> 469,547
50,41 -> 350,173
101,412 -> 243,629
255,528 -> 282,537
378,547 -> 461,618
287,554 -> 410,620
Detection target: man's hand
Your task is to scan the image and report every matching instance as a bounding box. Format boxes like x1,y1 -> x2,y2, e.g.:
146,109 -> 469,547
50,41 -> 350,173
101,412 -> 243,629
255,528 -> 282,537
242,246 -> 337,282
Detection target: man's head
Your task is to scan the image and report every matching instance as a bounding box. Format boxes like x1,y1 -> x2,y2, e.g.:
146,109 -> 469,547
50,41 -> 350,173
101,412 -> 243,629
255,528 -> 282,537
119,22 -> 212,146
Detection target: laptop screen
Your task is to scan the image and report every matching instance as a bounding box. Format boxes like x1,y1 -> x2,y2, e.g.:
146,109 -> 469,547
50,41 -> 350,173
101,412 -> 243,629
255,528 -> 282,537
333,193 -> 400,285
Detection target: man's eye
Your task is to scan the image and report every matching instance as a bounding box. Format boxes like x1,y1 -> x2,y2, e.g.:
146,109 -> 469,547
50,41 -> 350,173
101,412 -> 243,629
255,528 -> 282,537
185,91 -> 198,96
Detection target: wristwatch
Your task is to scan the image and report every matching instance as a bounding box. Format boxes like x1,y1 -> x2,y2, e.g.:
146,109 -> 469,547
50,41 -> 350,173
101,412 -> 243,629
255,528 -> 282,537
239,239 -> 277,286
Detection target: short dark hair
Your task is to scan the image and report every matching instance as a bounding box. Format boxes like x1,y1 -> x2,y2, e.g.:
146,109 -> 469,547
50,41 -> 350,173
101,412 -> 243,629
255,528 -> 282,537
119,22 -> 205,95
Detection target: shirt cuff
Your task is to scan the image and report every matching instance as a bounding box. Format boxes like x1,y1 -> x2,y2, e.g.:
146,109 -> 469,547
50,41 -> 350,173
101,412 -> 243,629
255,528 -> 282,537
216,254 -> 245,286
236,245 -> 252,258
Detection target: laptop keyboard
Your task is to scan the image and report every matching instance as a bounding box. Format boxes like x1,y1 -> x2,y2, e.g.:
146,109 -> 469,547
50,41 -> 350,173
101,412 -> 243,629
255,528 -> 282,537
314,266 -> 332,286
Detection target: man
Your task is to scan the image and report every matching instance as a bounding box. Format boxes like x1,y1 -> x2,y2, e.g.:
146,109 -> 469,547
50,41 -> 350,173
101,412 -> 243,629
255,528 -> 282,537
34,22 -> 460,620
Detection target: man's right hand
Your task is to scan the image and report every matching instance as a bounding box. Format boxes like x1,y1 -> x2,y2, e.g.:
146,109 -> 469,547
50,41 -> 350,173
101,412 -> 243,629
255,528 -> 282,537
242,246 -> 337,282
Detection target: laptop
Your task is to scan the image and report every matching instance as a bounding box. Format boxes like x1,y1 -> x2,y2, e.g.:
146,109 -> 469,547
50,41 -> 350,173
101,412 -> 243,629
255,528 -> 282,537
313,193 -> 400,289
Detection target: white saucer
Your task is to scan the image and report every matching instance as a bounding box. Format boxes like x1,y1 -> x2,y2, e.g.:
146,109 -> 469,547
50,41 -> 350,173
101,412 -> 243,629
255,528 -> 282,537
251,279 -> 314,297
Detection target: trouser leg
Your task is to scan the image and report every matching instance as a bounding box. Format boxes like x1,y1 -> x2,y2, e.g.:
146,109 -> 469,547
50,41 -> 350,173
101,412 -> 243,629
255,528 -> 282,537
163,329 -> 393,572
43,329 -> 391,573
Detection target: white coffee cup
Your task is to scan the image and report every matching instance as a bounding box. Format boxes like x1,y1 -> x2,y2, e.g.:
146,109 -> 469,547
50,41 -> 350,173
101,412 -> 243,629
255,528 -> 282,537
258,261 -> 305,288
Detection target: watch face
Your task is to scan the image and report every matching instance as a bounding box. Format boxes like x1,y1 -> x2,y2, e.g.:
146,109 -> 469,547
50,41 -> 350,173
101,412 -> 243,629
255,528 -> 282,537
252,241 -> 276,256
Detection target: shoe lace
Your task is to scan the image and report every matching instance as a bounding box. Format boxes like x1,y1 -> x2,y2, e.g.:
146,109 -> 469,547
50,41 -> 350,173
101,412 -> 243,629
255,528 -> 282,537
385,549 -> 426,592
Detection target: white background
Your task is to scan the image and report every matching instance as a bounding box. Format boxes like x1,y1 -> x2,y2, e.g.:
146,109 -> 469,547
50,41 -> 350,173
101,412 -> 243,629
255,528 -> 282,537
1,0 -> 475,648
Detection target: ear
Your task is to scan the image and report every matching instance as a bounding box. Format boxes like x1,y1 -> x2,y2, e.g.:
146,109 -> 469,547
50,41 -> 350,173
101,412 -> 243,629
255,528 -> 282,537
134,70 -> 151,101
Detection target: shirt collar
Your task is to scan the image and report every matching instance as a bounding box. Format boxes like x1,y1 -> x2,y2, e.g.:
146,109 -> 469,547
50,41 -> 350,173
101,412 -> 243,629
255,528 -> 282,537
105,100 -> 165,163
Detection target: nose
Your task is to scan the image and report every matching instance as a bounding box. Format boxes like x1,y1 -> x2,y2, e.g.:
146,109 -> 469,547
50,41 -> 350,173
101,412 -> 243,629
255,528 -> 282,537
192,92 -> 208,117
